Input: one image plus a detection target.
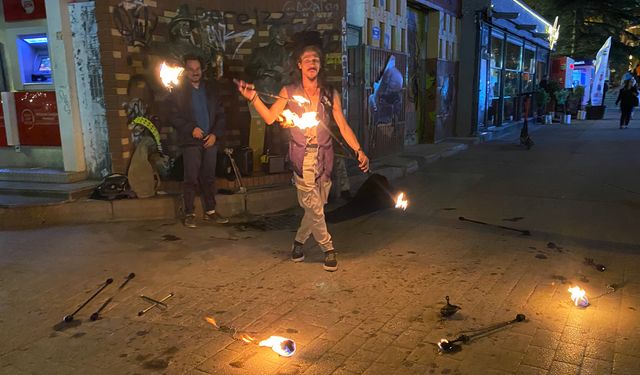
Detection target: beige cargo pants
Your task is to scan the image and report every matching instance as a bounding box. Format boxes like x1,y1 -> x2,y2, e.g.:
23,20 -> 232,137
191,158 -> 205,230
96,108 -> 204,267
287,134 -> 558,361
294,148 -> 334,252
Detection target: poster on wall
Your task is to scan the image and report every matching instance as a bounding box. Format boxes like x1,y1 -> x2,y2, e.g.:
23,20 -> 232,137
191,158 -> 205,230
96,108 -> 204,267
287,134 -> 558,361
15,91 -> 60,146
3,0 -> 47,22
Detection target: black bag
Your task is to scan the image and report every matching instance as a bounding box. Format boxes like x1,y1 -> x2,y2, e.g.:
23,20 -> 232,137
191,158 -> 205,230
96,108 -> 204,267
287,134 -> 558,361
216,151 -> 236,181
90,173 -> 135,200
234,146 -> 253,177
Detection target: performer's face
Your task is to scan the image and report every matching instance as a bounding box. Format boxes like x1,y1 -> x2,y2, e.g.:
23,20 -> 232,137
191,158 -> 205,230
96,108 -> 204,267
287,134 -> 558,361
298,50 -> 321,80
185,59 -> 202,84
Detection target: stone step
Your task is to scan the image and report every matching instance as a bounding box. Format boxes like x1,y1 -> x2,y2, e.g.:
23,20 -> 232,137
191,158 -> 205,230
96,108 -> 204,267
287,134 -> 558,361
0,180 -> 99,202
0,167 -> 87,183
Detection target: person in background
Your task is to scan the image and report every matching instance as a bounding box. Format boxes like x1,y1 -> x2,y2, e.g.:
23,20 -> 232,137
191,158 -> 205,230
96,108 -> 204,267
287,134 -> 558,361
615,79 -> 637,129
170,55 -> 229,227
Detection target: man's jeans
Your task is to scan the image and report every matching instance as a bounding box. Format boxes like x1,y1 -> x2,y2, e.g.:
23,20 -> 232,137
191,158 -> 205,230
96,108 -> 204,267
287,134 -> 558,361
182,145 -> 218,215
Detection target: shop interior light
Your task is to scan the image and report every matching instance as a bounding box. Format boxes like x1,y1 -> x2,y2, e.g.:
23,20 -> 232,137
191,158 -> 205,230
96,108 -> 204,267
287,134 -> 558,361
23,37 -> 48,44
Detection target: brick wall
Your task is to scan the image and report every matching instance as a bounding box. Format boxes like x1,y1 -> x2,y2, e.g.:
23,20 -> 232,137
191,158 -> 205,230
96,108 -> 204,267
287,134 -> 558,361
94,0 -> 346,174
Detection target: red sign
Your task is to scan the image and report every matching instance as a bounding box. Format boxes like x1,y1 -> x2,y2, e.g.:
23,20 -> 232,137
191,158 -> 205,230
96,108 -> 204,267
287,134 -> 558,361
15,91 -> 61,146
3,0 -> 46,22
0,99 -> 6,147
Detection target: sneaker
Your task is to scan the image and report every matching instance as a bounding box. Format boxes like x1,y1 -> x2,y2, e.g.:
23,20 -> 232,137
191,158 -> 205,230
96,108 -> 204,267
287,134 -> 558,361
184,214 -> 197,228
291,241 -> 305,262
323,250 -> 338,272
203,210 -> 229,224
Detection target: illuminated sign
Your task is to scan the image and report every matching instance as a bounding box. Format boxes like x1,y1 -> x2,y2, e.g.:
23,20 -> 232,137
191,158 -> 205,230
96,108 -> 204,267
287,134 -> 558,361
547,16 -> 560,50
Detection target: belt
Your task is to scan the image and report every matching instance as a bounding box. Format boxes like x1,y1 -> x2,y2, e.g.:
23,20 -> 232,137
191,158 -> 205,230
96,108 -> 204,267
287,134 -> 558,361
305,144 -> 319,149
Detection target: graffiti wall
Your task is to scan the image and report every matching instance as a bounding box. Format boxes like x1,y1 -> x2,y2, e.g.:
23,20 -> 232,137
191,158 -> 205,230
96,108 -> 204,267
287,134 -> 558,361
94,0 -> 346,174
423,59 -> 458,142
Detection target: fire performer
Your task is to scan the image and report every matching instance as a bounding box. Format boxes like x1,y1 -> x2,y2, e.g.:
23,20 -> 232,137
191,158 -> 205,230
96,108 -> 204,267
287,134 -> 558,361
236,44 -> 369,271
169,55 -> 229,227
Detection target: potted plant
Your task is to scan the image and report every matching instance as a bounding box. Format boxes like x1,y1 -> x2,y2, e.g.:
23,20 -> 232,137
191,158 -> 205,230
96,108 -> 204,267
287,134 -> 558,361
572,86 -> 586,120
555,89 -> 570,124
546,80 -> 561,120
534,88 -> 551,124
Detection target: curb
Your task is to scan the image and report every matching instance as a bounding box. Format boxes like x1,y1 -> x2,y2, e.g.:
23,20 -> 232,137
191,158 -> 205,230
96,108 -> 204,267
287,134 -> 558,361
0,143 -> 468,230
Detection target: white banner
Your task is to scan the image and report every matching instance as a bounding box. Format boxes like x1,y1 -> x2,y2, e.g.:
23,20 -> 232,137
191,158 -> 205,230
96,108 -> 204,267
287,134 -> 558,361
590,37 -> 612,106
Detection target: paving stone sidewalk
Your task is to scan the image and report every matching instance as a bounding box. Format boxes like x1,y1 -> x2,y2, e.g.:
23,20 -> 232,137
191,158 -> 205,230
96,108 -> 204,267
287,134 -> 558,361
1,118 -> 639,375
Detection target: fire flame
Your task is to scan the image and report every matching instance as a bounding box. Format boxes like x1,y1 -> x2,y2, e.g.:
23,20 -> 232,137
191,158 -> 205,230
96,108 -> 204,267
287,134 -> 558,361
159,62 -> 184,89
568,286 -> 589,307
204,316 -> 219,328
292,95 -> 310,105
395,192 -> 408,210
259,336 -> 296,357
281,109 -> 319,129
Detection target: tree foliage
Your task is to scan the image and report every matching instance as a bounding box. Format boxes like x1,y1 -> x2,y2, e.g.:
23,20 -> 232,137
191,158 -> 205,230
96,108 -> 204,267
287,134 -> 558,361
525,0 -> 640,81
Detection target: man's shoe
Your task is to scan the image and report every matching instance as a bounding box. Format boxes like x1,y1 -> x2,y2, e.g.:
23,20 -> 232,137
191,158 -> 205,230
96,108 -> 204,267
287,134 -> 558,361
204,211 -> 229,224
291,241 -> 305,262
184,214 -> 197,228
323,250 -> 338,272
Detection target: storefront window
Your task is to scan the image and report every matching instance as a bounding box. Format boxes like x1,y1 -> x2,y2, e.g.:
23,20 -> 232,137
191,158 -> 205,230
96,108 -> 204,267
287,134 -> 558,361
523,47 -> 535,73
488,68 -> 501,125
536,48 -> 550,85
505,39 -> 522,71
490,32 -> 504,69
503,71 -> 520,121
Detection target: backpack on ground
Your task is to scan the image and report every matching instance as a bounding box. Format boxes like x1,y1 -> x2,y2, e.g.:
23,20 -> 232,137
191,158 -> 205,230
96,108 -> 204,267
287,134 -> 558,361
90,173 -> 136,200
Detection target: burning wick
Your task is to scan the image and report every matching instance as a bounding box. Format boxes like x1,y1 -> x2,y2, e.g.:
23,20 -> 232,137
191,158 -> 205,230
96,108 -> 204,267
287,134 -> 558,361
159,62 -> 184,90
259,336 -> 296,357
280,109 -> 319,129
568,286 -> 589,307
395,192 -> 408,210
205,316 -> 296,356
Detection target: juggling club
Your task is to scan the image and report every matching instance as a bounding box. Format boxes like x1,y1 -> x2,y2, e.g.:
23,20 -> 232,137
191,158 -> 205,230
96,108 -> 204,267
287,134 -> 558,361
63,278 -> 113,323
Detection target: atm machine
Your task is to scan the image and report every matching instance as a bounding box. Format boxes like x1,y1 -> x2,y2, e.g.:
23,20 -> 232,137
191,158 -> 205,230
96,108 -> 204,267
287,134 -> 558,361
16,34 -> 52,85
2,33 -> 60,147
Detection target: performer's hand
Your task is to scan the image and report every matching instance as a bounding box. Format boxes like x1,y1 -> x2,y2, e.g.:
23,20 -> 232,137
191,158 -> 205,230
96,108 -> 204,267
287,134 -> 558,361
357,150 -> 369,172
233,78 -> 257,102
192,127 -> 204,139
203,134 -> 216,148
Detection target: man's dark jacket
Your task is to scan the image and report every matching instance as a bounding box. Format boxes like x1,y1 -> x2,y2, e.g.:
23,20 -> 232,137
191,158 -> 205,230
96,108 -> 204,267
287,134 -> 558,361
169,79 -> 226,147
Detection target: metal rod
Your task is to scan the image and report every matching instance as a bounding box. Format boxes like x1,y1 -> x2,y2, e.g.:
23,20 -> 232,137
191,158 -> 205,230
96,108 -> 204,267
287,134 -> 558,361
233,79 -> 299,103
459,216 -> 531,236
63,278 -> 113,322
90,297 -> 113,321
140,294 -> 168,308
138,293 -> 174,316
118,273 -> 136,290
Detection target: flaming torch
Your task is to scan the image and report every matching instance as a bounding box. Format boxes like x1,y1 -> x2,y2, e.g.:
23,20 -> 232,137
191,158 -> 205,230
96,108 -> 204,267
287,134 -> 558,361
205,316 -> 296,357
395,192 -> 408,210
568,286 -> 589,307
280,109 -> 319,130
159,62 -> 184,90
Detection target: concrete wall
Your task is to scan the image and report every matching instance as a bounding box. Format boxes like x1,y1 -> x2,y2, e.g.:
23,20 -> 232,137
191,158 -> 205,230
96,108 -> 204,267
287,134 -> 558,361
70,2 -> 110,178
